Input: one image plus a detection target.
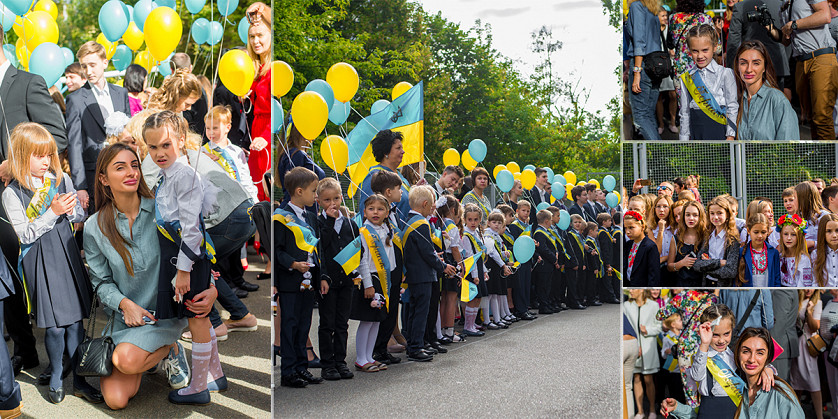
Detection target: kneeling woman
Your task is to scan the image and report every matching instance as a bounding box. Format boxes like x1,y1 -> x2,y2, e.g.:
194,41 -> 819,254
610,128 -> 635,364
84,143 -> 217,409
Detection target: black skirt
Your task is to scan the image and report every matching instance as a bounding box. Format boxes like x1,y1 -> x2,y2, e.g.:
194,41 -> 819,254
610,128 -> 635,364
689,108 -> 726,140
156,230 -> 212,320
486,259 -> 507,295
441,253 -> 459,292
350,274 -> 387,322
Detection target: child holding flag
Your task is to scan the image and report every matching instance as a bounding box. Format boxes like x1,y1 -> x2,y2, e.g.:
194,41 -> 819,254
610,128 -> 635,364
484,212 -> 514,326
460,204 -> 488,336
438,195 -> 465,343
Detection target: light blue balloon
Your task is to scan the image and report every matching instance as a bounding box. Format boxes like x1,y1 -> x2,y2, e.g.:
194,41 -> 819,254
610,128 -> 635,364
100,0 -> 131,43
523,164 -> 536,172
496,169 -> 514,192
557,210 -> 571,230
305,79 -> 335,113
603,175 -> 617,192
536,202 -> 550,212
126,4 -> 133,20
4,0 -> 33,16
554,174 -> 567,186
468,139 -> 487,162
185,0 -> 205,14
3,44 -> 17,67
61,47 -> 73,66
606,192 -> 619,208
217,0 -> 239,16
133,0 -> 156,32
156,0 -> 175,8
328,99 -> 350,125
544,167 -> 554,183
551,182 -> 565,200
370,99 -> 390,115
111,44 -> 132,71
0,3 -> 15,31
158,59 -> 172,76
237,16 -> 249,44
191,18 -> 210,44
513,235 -> 535,264
273,98 -> 284,134
29,42 -> 64,87
208,21 -> 223,45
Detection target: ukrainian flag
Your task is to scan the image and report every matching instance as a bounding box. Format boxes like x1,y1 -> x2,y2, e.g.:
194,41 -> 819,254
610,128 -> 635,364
346,82 -> 424,197
462,251 -> 482,280
333,236 -> 363,275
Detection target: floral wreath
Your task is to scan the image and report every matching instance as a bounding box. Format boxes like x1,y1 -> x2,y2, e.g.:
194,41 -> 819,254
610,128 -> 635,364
625,210 -> 644,222
776,214 -> 807,234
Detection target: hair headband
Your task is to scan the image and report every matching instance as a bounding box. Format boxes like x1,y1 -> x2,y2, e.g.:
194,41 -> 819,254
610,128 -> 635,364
625,210 -> 644,222
776,214 -> 807,234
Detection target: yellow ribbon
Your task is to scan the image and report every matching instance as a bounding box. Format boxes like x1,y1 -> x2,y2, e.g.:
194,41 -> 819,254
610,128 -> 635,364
360,227 -> 390,310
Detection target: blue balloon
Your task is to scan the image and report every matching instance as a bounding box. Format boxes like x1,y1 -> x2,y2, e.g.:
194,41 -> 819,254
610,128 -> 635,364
126,4 -> 133,20
557,210 -> 571,230
29,43 -> 64,87
158,59 -> 172,76
551,182 -> 565,200
603,175 -> 617,192
0,3 -> 15,31
544,167 -> 554,183
133,0 -> 156,32
4,0 -> 33,16
156,0 -> 175,8
536,202 -> 550,212
61,47 -> 74,67
191,18 -> 210,44
606,192 -> 619,208
217,0 -> 239,16
554,174 -> 567,186
208,21 -> 223,45
468,139 -> 487,162
370,99 -> 390,115
328,99 -> 350,125
111,44 -> 132,71
523,164 -> 536,172
272,98 -> 284,134
496,169 -> 514,193
513,235 -> 535,264
185,0 -> 205,14
237,16 -> 249,44
3,44 -> 17,67
100,0 -> 131,42
305,79 -> 335,112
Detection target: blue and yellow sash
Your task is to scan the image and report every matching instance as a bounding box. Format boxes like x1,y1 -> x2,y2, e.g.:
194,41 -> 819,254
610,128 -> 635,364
464,191 -> 490,217
682,71 -> 726,125
512,219 -> 531,237
203,143 -> 240,181
586,236 -> 604,278
273,208 -> 319,254
360,226 -> 391,310
16,178 -> 59,313
463,230 -> 487,263
707,354 -> 747,406
401,214 -> 430,247
154,182 -> 216,264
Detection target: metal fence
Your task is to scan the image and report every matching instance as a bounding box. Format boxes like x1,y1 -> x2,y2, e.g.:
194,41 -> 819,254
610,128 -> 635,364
623,142 -> 838,214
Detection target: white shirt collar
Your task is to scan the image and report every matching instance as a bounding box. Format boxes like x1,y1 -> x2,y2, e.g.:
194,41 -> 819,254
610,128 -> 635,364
710,229 -> 726,239
91,79 -> 108,94
0,60 -> 11,84
288,202 -> 306,220
828,246 -> 838,256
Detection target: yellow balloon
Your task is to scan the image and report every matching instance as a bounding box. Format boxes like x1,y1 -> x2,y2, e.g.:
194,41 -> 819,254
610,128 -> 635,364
320,135 -> 349,173
144,6 -> 181,61
22,11 -> 57,51
392,81 -> 412,101
15,38 -> 29,69
133,49 -> 154,71
290,91 -> 329,140
506,162 -> 520,173
219,49 -> 255,97
34,0 -> 57,20
493,164 -> 507,180
706,10 -> 715,17
114,78 -> 123,87
326,62 -> 358,103
589,179 -> 600,189
462,150 -> 477,171
614,191 -> 622,204
13,16 -> 23,38
442,148 -> 459,167
563,170 -> 577,185
577,181 -> 587,186
520,169 -> 536,190
565,184 -> 573,198
273,60 -> 293,98
513,171 -> 521,181
96,33 -> 116,59
123,21 -> 144,51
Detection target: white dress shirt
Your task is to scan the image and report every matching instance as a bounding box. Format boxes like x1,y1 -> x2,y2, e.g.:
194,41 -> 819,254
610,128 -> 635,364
357,220 -> 396,289
678,60 -> 738,140
90,80 -> 114,121
157,155 -> 206,272
812,247 -> 838,287
2,172 -> 84,245
687,347 -> 736,397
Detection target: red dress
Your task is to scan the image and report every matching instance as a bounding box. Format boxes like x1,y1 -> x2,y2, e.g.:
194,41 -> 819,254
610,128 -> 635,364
248,65 -> 271,201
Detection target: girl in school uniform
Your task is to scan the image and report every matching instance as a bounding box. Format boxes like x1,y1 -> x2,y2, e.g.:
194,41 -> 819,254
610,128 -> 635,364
693,196 -> 740,287
2,123 -> 98,404
143,111 -> 223,405
461,204 -> 489,335
352,194 -> 394,373
812,213 -> 838,287
484,211 -> 514,327
623,210 -> 660,287
776,214 -> 815,287
438,195 -> 464,343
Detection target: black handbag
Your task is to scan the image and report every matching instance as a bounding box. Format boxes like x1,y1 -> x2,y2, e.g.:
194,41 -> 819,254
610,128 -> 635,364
75,284 -> 116,377
644,51 -> 673,81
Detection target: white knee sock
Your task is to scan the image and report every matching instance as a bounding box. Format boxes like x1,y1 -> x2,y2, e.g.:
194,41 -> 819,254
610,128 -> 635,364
489,295 -> 500,323
355,322 -> 372,366
208,326 -> 224,381
366,322 -> 379,364
501,296 -> 512,318
435,311 -> 443,339
179,342 -> 211,395
480,298 -> 490,324
464,307 -> 477,331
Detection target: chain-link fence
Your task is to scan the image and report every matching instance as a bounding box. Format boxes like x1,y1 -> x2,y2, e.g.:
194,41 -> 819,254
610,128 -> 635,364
624,142 -> 838,214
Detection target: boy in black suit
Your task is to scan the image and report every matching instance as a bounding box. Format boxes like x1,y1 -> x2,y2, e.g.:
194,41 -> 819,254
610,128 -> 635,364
402,186 -> 456,362
545,207 -> 569,312
315,178 -> 359,381
276,167 -> 323,388
508,200 -> 536,320
566,214 -> 587,309
610,213 -> 623,297
596,213 -> 620,304
583,222 -> 602,306
532,210 -> 558,314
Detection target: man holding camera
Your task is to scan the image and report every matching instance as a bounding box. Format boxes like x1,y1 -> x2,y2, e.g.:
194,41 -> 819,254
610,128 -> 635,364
778,0 -> 837,140
726,0 -> 791,99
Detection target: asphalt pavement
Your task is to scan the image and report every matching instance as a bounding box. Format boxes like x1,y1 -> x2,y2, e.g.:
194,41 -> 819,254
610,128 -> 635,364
274,302 -> 621,418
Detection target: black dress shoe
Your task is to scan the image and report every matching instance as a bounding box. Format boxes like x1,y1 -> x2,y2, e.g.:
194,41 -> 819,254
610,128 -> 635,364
336,364 -> 354,379
384,352 -> 401,364
590,300 -> 603,306
232,287 -> 249,298
372,352 -> 400,365
256,272 -> 271,280
280,373 -> 308,388
606,299 -> 621,304
73,385 -> 104,404
22,357 -> 39,370
407,351 -> 433,362
429,342 -> 447,353
519,313 -> 536,320
10,357 -> 21,377
439,335 -> 453,345
238,281 -> 259,292
422,344 -> 438,355
539,308 -> 554,314
462,329 -> 485,336
569,304 -> 586,310
321,367 -> 341,381
296,369 -> 324,384
48,387 -> 64,404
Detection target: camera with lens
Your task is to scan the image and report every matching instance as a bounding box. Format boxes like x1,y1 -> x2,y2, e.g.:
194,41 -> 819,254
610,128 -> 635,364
746,3 -> 774,28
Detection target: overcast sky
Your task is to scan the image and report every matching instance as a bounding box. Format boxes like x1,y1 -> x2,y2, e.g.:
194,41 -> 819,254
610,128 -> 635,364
417,0 -> 620,114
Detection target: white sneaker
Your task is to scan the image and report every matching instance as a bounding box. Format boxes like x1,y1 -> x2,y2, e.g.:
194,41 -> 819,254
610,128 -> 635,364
163,342 -> 191,389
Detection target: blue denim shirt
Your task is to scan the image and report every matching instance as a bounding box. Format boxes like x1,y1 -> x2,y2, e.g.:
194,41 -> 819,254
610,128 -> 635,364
626,1 -> 663,57
738,84 -> 800,140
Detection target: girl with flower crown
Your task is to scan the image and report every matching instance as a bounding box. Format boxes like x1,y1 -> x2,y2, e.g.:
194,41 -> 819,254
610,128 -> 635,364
777,213 -> 815,287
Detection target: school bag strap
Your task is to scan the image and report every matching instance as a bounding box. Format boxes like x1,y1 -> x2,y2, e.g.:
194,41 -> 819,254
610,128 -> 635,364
732,291 -> 762,341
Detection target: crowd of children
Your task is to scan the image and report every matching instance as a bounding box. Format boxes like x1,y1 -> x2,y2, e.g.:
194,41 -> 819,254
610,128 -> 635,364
275,130 -> 623,387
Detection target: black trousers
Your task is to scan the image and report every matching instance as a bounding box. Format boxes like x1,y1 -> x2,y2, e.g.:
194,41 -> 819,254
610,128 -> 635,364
599,270 -> 618,302
585,270 -> 597,302
565,268 -> 580,307
278,290 -> 314,377
513,261 -> 532,315
424,280 -> 440,344
0,300 -> 19,410
317,282 -> 352,369
374,275 -> 402,355
549,269 -> 564,305
533,270 -> 552,308
0,188 -> 36,365
405,282 -> 431,354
